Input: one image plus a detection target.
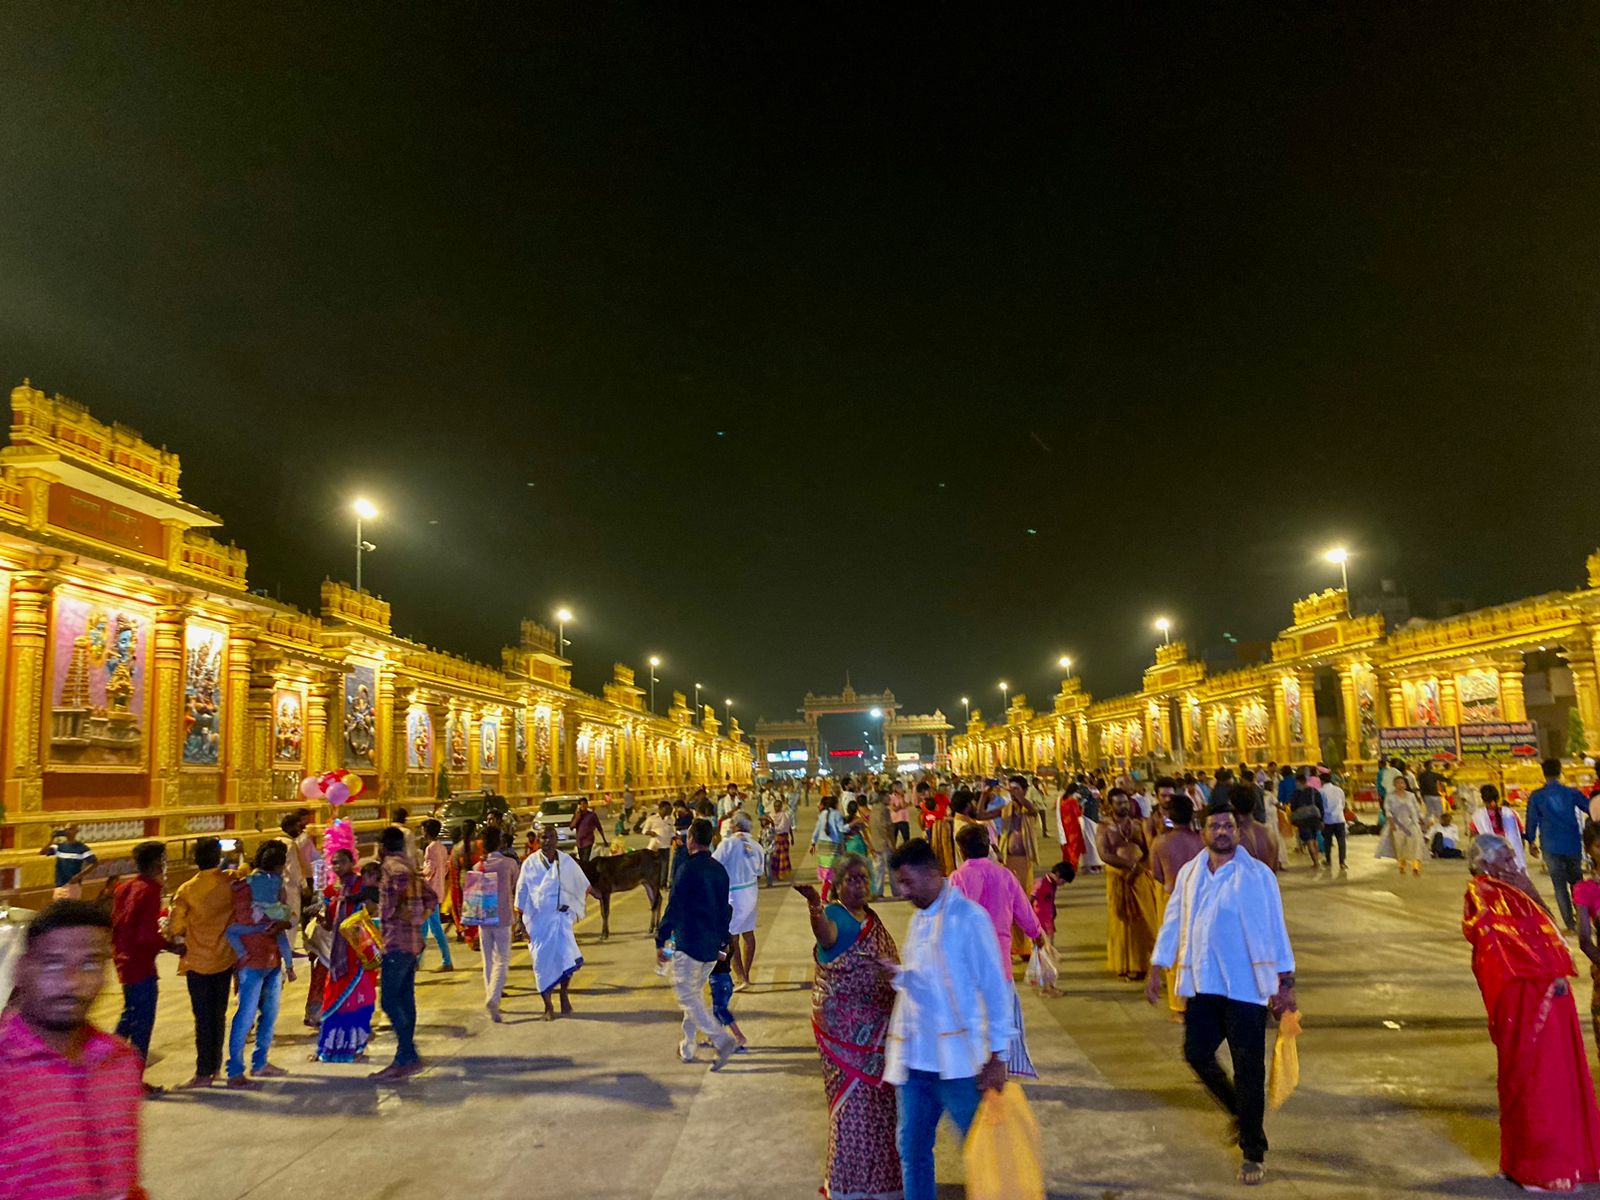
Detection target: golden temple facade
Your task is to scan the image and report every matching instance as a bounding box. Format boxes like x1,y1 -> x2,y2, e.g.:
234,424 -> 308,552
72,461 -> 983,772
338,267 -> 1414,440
0,382 -> 751,891
952,562 -> 1600,798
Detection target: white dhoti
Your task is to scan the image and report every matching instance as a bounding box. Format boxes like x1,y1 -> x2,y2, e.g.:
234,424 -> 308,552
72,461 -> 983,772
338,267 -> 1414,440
516,849 -> 588,994
728,882 -> 758,936
1080,816 -> 1105,869
713,832 -> 764,936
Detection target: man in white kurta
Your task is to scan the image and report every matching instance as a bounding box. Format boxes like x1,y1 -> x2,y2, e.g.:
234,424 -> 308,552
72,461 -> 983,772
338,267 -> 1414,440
516,824 -> 589,1019
1147,806 -> 1296,1186
712,813 -> 765,989
885,838 -> 1014,1200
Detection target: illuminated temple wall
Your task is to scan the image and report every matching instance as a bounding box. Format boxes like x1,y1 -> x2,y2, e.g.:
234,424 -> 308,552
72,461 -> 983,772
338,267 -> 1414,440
953,561 -> 1600,799
0,382 -> 751,891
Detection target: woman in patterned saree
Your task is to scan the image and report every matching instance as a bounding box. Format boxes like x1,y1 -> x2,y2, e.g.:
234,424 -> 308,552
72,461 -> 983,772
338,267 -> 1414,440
314,850 -> 379,1063
796,853 -> 902,1200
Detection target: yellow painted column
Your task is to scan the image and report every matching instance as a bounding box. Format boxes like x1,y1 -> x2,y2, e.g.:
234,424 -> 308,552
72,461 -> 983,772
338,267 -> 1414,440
1386,679 -> 1407,728
1499,665 -> 1530,724
1298,669 -> 1320,762
1337,664 -> 1362,766
1268,679 -> 1290,764
222,628 -> 256,810
1566,658 -> 1599,756
4,571 -> 53,826
149,602 -> 186,810
1437,674 -> 1461,728
305,681 -> 330,779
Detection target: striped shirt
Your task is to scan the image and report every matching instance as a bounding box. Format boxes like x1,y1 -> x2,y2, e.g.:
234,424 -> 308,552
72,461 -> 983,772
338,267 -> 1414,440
0,1010 -> 144,1199
379,853 -> 436,956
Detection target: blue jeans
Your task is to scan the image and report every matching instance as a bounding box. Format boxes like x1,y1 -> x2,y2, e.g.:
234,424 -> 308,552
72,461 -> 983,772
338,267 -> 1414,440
1548,852 -> 1583,930
380,950 -> 420,1066
227,967 -> 283,1078
895,1069 -> 981,1200
114,975 -> 158,1062
421,910 -> 453,966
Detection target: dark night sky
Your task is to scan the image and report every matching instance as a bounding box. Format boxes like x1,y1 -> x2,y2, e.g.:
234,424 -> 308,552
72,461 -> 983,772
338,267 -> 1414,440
2,4 -> 1598,725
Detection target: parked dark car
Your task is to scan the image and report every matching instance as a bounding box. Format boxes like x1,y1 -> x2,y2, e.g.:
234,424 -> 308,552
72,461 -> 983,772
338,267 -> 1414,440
437,789 -> 515,846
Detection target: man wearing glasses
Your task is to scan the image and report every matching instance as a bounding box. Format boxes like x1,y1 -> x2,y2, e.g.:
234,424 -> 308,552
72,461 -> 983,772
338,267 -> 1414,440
1147,806 -> 1296,1188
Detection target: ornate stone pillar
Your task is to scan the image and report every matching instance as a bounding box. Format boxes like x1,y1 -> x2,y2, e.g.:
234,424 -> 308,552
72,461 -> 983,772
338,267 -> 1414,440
1565,656 -> 1599,756
1500,663 -> 1530,724
498,712 -> 513,794
245,669 -> 275,811
1267,678 -> 1290,764
4,572 -> 53,824
560,704 -> 578,789
1385,678 -> 1406,728
1297,669 -> 1320,761
374,665 -> 397,808
149,601 -> 187,810
1437,674 -> 1461,728
306,679 -> 331,779
221,628 -> 256,810
1337,663 -> 1362,766
385,681 -> 411,803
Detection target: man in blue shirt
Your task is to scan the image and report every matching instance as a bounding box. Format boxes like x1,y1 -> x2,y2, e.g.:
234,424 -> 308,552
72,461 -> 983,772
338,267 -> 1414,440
39,825 -> 96,894
1524,757 -> 1591,931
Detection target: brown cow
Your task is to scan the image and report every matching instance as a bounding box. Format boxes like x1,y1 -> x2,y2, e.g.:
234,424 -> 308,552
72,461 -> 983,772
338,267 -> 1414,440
579,848 -> 669,940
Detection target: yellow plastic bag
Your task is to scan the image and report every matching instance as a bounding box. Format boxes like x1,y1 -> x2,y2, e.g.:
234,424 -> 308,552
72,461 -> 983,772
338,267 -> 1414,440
963,1082 -> 1045,1200
1268,1010 -> 1302,1110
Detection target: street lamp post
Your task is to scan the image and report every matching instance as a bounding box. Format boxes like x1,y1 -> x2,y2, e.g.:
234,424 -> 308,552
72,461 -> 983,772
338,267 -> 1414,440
648,656 -> 661,713
555,607 -> 573,657
1325,547 -> 1351,614
694,682 -> 702,721
1154,617 -> 1172,645
352,498 -> 377,592
725,699 -> 734,731
960,696 -> 970,724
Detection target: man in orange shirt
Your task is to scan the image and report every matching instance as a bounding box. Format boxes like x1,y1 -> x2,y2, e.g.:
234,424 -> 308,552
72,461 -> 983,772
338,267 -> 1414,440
167,836 -> 239,1089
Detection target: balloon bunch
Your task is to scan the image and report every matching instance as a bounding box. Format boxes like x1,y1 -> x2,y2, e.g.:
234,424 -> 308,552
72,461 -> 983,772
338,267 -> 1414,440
300,768 -> 366,807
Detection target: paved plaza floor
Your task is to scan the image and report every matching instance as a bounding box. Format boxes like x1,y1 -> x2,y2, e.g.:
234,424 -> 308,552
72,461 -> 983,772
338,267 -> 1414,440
116,826 -> 1556,1199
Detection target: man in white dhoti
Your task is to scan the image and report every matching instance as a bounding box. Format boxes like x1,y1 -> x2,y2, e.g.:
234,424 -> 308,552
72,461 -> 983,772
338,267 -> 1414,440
515,823 -> 589,1020
712,812 -> 765,991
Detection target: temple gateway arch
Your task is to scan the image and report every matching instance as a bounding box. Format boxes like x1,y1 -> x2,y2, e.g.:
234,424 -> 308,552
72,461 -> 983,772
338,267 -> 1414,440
754,677 -> 952,776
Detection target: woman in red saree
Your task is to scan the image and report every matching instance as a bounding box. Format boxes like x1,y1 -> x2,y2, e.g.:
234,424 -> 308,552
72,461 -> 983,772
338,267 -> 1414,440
1463,833 -> 1600,1192
449,820 -> 481,949
1058,787 -> 1086,869
797,855 -> 902,1200
314,851 -> 378,1063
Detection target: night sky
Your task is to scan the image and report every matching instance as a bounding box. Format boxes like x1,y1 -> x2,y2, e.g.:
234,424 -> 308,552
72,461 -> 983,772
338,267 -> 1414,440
3,5 -> 1598,726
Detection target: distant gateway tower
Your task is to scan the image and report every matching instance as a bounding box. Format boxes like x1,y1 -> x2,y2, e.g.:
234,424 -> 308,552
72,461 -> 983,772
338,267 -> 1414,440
754,675 -> 952,775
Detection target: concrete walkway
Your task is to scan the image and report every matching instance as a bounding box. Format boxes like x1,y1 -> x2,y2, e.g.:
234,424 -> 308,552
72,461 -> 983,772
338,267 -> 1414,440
119,827 -> 1542,1199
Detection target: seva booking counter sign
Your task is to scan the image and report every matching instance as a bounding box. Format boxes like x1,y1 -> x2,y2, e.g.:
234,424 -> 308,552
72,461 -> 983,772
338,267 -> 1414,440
1379,725 -> 1462,761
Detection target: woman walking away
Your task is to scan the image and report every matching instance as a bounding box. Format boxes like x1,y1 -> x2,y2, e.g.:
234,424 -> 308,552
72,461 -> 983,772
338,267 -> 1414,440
811,795 -> 845,903
796,854 -> 902,1200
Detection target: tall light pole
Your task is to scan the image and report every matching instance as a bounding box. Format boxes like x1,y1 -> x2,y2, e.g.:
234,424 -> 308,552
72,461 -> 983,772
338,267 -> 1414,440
694,682 -> 702,720
724,698 -> 734,728
999,681 -> 1009,710
1154,617 -> 1172,645
1325,546 -> 1351,614
555,607 -> 573,657
352,498 -> 377,592
647,655 -> 661,713
1058,654 -> 1073,675
960,696 -> 970,723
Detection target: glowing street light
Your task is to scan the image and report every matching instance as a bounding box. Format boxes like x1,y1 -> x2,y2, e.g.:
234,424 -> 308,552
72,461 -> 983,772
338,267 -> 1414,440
555,607 -> 573,657
694,682 -> 702,720
1154,617 -> 1172,645
725,698 -> 734,728
961,696 -> 970,722
999,681 -> 1009,710
1058,655 -> 1073,674
352,498 -> 378,592
1324,546 -> 1351,613
647,655 -> 661,713
869,707 -> 882,719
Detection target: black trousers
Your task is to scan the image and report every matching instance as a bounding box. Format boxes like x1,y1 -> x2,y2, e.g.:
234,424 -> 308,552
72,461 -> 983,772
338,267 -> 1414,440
891,821 -> 910,848
186,969 -> 233,1078
1183,993 -> 1269,1163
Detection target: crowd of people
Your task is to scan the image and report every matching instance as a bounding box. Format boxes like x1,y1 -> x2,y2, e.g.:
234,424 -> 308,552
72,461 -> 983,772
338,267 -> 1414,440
12,758 -> 1600,1196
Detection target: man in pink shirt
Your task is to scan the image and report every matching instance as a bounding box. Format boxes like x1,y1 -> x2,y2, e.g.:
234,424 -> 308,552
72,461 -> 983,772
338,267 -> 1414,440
0,900 -> 146,1200
950,822 -> 1042,968
419,818 -> 454,971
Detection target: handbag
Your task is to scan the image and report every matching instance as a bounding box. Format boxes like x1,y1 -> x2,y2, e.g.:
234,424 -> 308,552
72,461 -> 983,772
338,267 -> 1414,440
461,868 -> 499,927
963,1083 -> 1046,1200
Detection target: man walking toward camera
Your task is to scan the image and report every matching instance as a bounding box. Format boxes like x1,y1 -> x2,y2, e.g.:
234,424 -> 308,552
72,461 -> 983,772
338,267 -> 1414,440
655,818 -> 738,1069
1148,804 -> 1296,1187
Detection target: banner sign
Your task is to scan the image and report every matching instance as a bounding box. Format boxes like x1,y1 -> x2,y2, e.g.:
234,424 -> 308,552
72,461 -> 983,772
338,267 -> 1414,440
1457,721 -> 1540,760
1378,725 -> 1460,760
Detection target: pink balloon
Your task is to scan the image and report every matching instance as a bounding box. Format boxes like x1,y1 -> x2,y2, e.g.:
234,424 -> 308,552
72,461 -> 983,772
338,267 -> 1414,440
299,777 -> 323,800
326,781 -> 351,807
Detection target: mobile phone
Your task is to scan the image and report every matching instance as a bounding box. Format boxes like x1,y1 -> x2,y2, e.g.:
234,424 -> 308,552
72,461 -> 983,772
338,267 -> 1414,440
219,837 -> 241,851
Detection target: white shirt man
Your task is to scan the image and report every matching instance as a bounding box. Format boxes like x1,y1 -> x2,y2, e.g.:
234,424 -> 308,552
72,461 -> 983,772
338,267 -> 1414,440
712,818 -> 765,936
1149,808 -> 1295,1182
641,808 -> 674,852
1319,774 -> 1349,870
884,849 -> 1015,1199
